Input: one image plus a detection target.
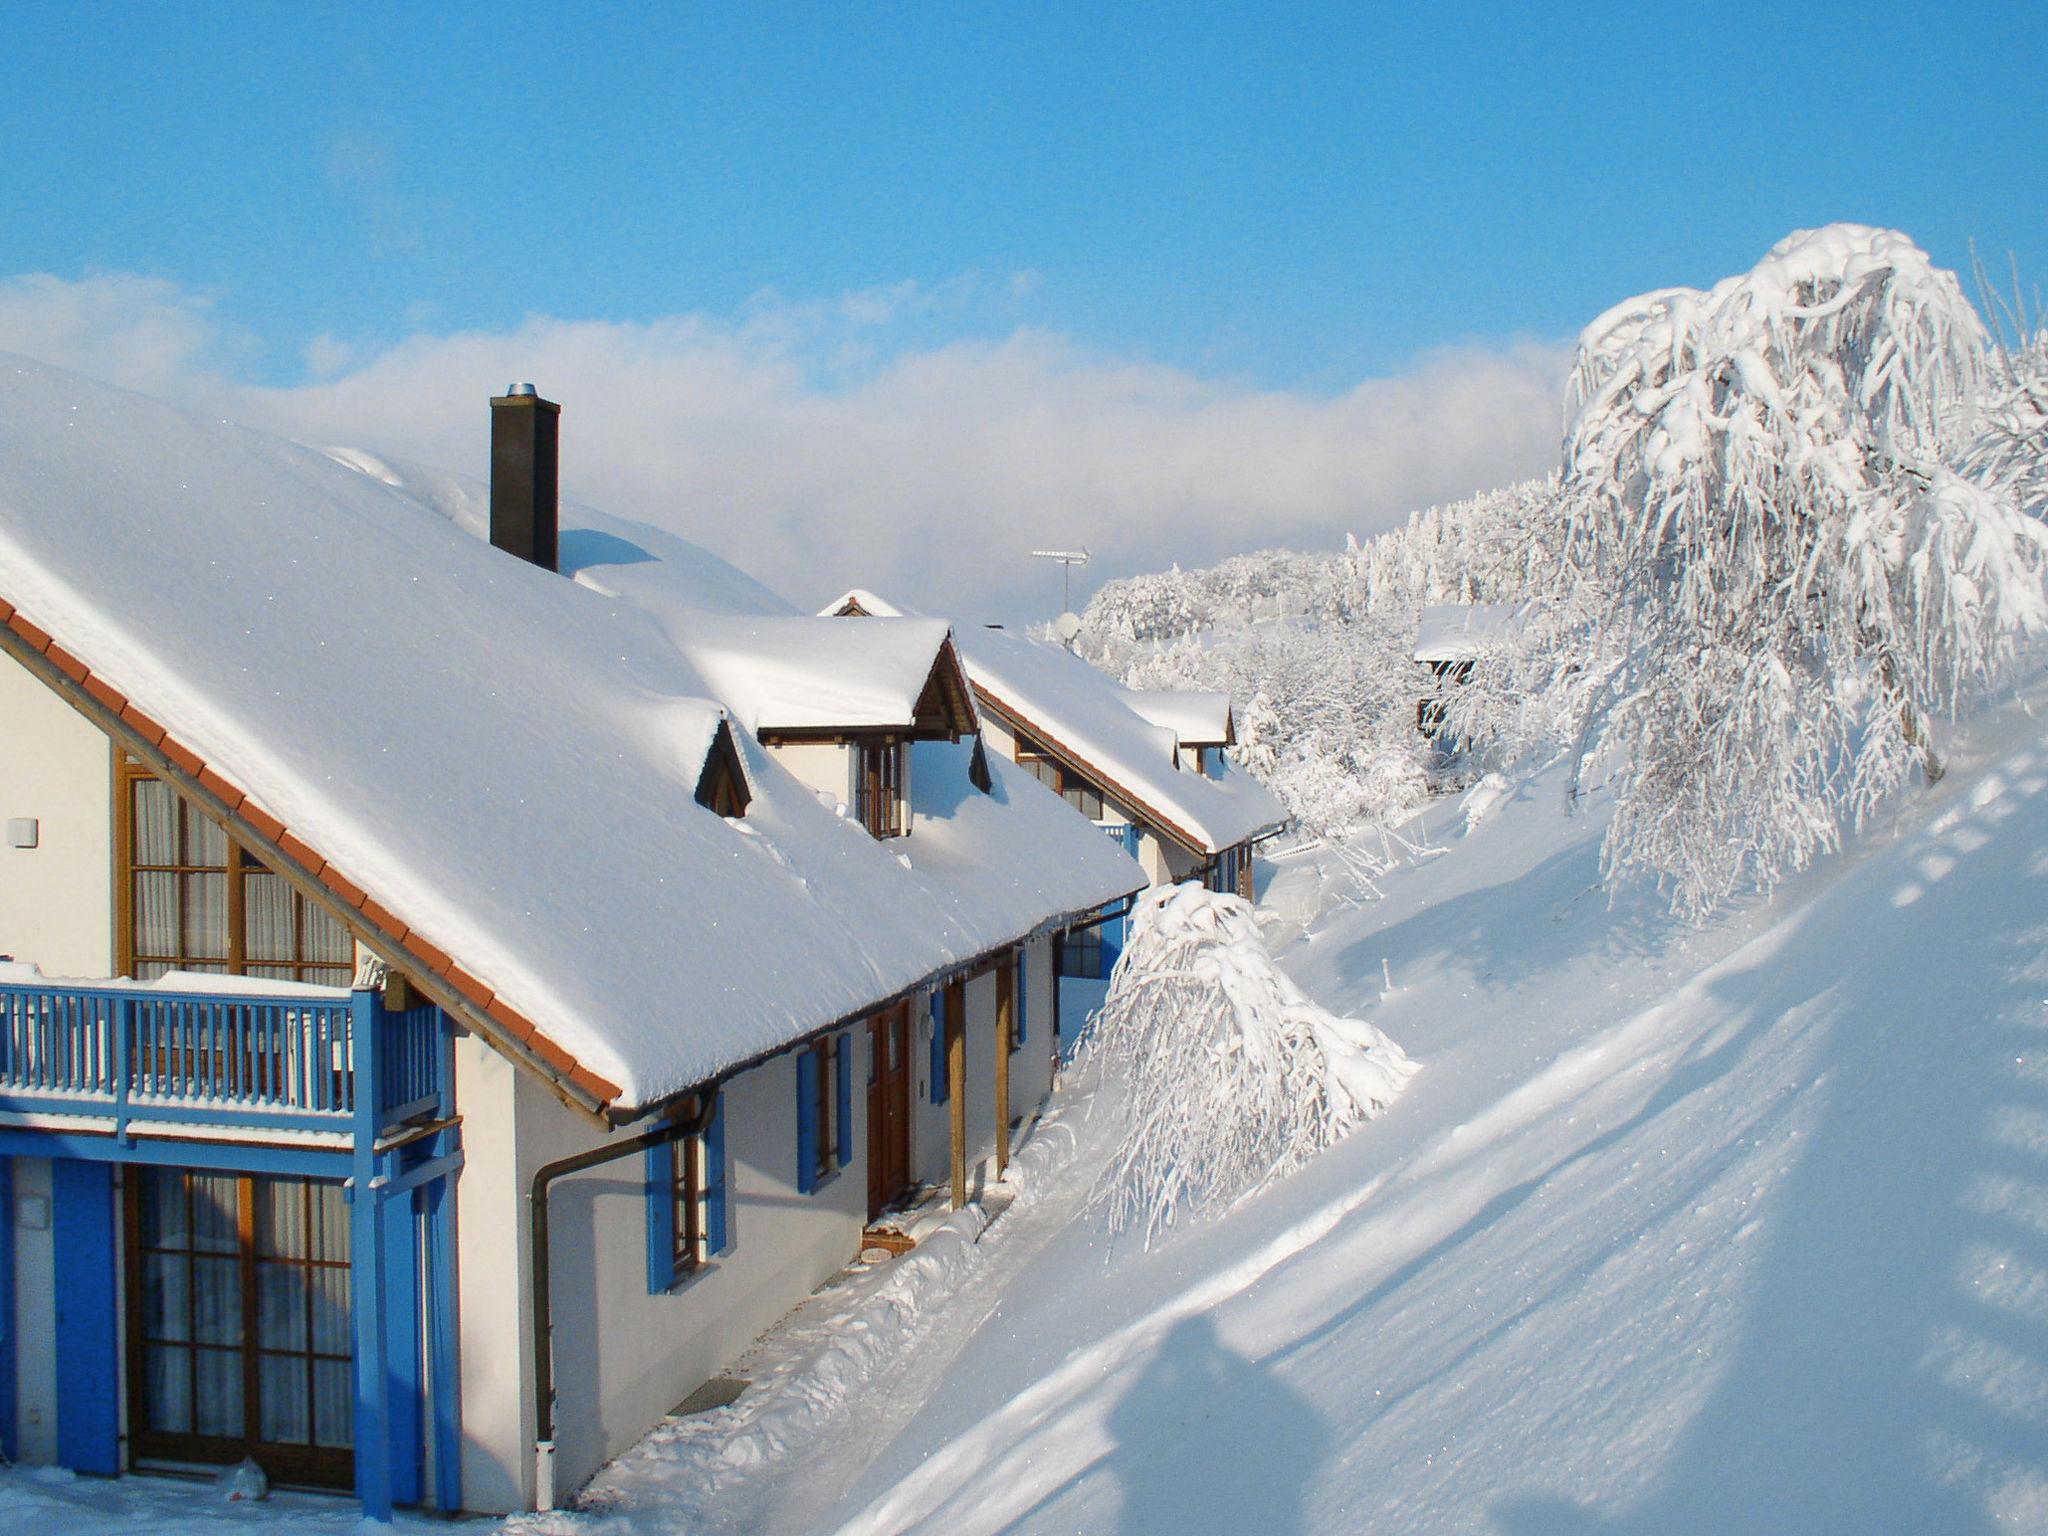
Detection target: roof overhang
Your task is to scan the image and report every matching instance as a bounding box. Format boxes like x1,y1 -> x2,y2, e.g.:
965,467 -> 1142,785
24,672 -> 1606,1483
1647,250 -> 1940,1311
971,682 -> 1213,857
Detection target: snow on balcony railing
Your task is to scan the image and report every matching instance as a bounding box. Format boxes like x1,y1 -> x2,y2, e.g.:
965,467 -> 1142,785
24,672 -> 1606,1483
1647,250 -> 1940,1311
0,968 -> 447,1136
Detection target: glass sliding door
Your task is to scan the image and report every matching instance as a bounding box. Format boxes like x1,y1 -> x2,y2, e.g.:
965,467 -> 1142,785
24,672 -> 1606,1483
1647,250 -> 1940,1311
126,1168 -> 354,1488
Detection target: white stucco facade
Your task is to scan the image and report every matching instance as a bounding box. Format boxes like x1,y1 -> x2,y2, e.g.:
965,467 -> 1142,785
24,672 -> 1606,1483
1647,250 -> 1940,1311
0,648 -> 114,979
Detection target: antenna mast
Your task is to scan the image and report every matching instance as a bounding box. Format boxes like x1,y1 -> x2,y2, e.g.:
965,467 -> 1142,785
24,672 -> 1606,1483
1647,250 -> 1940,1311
1030,547 -> 1091,617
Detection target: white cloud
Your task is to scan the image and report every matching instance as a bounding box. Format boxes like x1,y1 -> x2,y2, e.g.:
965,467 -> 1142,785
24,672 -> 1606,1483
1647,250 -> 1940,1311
0,270 -> 1566,622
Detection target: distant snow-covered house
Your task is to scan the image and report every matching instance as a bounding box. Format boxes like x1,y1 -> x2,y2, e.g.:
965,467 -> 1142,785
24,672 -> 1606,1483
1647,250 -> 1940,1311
1413,602 -> 1520,737
822,594 -> 1287,1029
0,359 -> 1142,1519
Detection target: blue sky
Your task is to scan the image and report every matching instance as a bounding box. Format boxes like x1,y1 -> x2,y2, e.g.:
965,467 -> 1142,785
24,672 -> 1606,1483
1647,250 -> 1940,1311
0,3 -> 2040,616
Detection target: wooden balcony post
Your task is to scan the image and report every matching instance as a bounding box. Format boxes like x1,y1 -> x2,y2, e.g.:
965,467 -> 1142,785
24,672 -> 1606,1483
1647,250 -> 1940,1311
347,987 -> 393,1523
946,979 -> 967,1210
995,960 -> 1013,1179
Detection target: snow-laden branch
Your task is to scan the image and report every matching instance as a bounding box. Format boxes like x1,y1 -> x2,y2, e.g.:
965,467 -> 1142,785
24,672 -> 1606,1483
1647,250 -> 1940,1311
1082,883 -> 1419,1249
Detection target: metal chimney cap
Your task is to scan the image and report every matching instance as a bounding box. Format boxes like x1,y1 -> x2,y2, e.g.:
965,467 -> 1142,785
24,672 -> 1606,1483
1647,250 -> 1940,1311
505,381 -> 538,397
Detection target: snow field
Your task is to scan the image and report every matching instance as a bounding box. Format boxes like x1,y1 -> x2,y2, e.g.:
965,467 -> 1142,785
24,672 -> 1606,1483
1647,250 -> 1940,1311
820,680 -> 2048,1533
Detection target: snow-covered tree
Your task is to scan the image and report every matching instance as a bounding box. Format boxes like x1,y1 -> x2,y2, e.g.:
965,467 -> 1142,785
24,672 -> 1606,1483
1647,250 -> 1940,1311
1554,225 -> 2048,920
1070,479 -> 1563,840
1083,883 -> 1419,1247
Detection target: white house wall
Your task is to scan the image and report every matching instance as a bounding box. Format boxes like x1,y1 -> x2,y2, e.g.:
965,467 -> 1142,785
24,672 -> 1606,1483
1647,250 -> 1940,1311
763,741 -> 850,810
0,647 -> 113,978
454,1030 -> 871,1512
1013,934 -> 1057,1121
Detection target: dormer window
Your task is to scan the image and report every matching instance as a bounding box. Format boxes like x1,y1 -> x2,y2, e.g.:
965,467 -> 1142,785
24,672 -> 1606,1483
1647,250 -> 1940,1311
855,739 -> 904,838
695,721 -> 752,819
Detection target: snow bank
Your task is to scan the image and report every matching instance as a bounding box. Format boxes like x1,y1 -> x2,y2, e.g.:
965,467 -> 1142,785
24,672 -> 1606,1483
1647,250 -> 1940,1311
1085,883 -> 1418,1247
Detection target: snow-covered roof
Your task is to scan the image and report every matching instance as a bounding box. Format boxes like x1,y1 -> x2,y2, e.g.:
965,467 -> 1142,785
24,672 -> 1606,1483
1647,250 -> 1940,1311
952,626 -> 1288,854
1413,603 -> 1522,663
1119,688 -> 1235,747
821,587 -> 904,619
363,476 -> 974,738
0,355 -> 1140,1113
679,615 -> 971,738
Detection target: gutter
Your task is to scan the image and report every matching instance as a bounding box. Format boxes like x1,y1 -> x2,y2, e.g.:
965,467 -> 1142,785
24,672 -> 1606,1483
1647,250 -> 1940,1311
529,1093 -> 717,1510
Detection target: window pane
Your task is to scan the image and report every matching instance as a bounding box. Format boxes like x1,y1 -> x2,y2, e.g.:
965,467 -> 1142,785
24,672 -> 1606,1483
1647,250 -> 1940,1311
132,779 -> 178,864
191,1256 -> 242,1345
301,899 -> 351,967
303,965 -> 354,989
255,1178 -> 305,1259
313,1359 -> 353,1448
183,801 -> 228,867
259,1353 -> 310,1445
143,1344 -> 192,1434
258,1262 -> 308,1351
307,1182 -> 347,1263
134,872 -> 179,960
244,871 -> 295,963
193,1347 -> 244,1437
182,872 -> 228,960
309,1265 -> 351,1356
143,1253 -> 191,1342
140,1168 -> 190,1250
190,1174 -> 239,1253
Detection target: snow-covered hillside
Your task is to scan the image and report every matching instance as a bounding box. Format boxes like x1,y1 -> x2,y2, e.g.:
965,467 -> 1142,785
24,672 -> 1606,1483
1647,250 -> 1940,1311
819,680 -> 2048,1534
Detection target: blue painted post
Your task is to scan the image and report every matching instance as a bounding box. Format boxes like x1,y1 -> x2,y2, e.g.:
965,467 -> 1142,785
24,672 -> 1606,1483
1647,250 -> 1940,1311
348,987 -> 394,1523
795,1049 -> 819,1195
112,996 -> 131,1145
383,1187 -> 423,1507
51,1158 -> 119,1475
422,1133 -> 463,1513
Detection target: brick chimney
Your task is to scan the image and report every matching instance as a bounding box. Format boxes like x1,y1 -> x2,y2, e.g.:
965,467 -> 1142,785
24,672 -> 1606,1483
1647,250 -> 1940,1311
489,383 -> 560,571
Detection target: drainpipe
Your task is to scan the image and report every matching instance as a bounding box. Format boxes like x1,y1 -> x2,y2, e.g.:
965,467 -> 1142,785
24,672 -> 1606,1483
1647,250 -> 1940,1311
529,1095 -> 715,1511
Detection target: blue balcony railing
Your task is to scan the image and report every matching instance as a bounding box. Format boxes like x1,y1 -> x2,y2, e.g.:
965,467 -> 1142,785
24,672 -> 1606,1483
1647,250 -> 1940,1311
0,978 -> 448,1138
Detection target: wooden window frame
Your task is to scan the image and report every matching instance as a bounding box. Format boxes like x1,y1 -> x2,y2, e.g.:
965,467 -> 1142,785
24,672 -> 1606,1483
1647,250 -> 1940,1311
123,1168 -> 355,1490
670,1130 -> 706,1280
854,739 -> 905,839
114,753 -> 353,986
1059,925 -> 1104,980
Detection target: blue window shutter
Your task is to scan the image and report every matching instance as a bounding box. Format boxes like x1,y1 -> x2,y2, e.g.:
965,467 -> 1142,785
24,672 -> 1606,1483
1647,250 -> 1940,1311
929,990 -> 948,1104
796,1049 -> 820,1194
705,1093 -> 730,1256
52,1159 -> 119,1475
835,1034 -> 853,1168
1014,953 -> 1027,1046
645,1139 -> 676,1293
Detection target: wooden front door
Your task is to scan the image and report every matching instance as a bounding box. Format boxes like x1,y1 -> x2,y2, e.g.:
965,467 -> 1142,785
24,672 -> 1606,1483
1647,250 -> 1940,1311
867,1003 -> 912,1219
125,1167 -> 355,1488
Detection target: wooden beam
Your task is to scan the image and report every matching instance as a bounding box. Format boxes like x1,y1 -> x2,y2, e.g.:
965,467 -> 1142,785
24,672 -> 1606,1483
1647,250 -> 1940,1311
946,979 -> 967,1209
995,958 -> 1014,1179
